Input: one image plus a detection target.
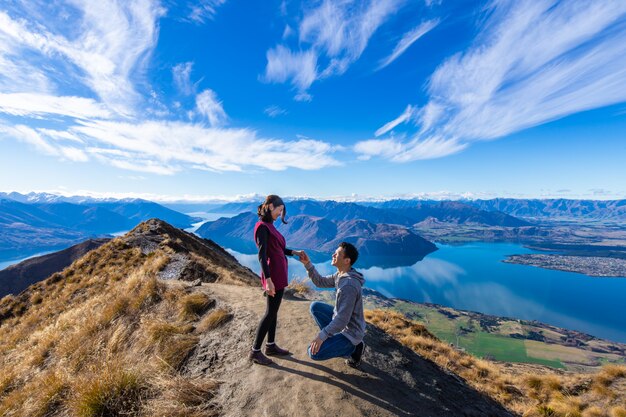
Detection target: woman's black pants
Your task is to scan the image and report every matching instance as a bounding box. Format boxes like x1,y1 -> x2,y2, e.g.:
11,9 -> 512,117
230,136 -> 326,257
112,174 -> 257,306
253,288 -> 284,350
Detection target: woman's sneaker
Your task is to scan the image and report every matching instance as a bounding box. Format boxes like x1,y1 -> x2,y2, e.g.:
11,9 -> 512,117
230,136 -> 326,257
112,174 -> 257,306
346,341 -> 365,368
249,349 -> 274,366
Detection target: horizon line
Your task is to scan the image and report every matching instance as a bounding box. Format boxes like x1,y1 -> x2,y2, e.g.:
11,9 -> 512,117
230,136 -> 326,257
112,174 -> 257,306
1,190 -> 625,204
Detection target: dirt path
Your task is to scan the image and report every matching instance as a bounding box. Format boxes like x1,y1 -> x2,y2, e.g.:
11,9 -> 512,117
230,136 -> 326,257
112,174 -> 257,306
185,283 -> 516,417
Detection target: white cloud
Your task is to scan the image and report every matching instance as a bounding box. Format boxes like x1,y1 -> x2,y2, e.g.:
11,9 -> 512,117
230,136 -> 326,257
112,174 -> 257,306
424,0 -> 442,7
264,0 -> 402,99
264,105 -> 288,118
1,111 -> 340,175
263,45 -> 318,94
59,146 -> 89,162
355,134 -> 467,161
37,129 -> 84,144
104,158 -> 178,175
0,2 -> 164,116
377,19 -> 439,70
354,138 -> 403,160
69,119 -> 340,173
172,62 -> 195,95
195,89 -> 228,127
282,24 -> 293,39
358,0 -> 626,162
0,1 -> 342,176
375,105 -> 417,136
0,124 -> 59,156
294,92 -> 313,102
187,0 -> 227,24
299,0 -> 402,73
0,93 -> 112,119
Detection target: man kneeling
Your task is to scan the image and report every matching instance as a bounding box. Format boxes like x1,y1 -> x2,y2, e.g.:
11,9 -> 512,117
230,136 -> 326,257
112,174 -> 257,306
298,242 -> 366,368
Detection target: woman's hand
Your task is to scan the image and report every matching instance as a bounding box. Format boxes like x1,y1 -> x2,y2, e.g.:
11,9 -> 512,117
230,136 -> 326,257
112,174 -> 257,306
296,251 -> 310,265
265,278 -> 276,297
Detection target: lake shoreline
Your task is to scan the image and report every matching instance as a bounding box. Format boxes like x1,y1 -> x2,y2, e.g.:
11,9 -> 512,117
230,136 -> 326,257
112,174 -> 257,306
307,286 -> 626,371
503,254 -> 626,278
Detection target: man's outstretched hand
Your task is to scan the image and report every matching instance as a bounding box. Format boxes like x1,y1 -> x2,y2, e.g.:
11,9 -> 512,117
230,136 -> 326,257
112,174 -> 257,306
295,250 -> 310,265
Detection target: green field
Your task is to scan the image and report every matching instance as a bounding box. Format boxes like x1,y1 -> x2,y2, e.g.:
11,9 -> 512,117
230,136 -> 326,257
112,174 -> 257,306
382,301 -> 565,368
458,332 -> 564,368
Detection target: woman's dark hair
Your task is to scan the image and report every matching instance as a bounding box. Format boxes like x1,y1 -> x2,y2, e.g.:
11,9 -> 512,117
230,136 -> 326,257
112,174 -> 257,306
339,242 -> 359,266
257,195 -> 288,224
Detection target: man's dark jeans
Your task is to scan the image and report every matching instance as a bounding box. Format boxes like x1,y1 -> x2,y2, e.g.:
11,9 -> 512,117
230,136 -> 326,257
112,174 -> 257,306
308,301 -> 356,360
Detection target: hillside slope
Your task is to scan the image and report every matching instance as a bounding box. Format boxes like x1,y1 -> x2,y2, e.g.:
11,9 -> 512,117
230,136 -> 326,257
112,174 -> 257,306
0,238 -> 110,297
0,219 -> 510,416
1,219 -> 624,417
185,283 -> 512,417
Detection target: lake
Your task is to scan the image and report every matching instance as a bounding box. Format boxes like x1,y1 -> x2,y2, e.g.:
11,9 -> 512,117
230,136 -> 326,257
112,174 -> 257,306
0,249 -> 59,271
2,238 -> 624,344
227,242 -> 626,344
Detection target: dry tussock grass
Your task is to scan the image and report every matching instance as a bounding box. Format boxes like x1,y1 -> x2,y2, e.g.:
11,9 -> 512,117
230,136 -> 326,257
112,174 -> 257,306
581,406 -> 606,417
0,239 -> 222,417
70,366 -> 146,417
144,374 -> 220,417
288,277 -> 311,295
365,309 -> 626,417
179,293 -> 215,321
610,406 -> 626,417
196,308 -> 233,333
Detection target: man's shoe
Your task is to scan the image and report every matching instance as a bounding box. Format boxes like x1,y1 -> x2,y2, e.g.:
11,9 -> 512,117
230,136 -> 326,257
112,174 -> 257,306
346,341 -> 365,368
249,349 -> 274,366
264,343 -> 291,356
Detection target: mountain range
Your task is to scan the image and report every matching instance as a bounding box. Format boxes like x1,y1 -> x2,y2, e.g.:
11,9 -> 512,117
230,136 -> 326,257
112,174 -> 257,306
0,193 -> 198,256
466,198 -> 626,221
208,199 -> 529,227
366,198 -> 626,221
196,211 -> 438,267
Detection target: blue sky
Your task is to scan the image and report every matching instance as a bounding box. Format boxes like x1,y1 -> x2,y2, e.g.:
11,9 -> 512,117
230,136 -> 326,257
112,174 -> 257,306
1,0 -> 625,202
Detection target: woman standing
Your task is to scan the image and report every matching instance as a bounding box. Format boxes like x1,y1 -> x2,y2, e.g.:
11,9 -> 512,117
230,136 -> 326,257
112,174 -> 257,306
250,195 -> 302,365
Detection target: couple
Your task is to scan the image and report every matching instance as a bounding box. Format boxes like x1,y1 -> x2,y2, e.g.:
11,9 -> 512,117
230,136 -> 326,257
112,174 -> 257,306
249,195 -> 366,368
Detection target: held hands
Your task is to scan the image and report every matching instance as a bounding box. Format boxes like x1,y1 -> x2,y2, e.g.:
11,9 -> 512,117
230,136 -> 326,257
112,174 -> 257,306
265,278 -> 276,297
294,250 -> 310,265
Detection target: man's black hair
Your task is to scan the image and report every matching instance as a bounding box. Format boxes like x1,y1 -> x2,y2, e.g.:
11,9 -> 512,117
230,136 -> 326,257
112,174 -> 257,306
339,242 -> 359,266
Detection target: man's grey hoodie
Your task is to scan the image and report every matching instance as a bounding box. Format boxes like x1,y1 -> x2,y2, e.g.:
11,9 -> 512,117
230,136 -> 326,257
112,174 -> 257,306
305,262 -> 366,345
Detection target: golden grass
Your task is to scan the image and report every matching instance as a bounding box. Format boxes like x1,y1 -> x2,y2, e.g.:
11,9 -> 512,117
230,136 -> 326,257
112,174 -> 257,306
146,318 -> 199,370
581,406 -> 606,417
610,406 -> 626,417
148,320 -> 195,343
70,367 -> 146,417
0,372 -> 15,397
365,309 -> 626,417
179,293 -> 215,321
597,364 -> 626,381
0,239 -> 221,417
144,374 -> 220,417
288,277 -> 311,295
196,308 -> 232,333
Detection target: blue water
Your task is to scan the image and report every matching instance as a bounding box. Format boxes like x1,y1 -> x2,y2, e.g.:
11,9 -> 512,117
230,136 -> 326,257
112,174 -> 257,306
0,250 -> 57,271
2,240 -> 624,343
228,242 -> 626,344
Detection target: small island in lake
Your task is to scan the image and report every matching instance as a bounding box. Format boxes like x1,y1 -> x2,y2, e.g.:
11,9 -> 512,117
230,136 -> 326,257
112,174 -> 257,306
504,254 -> 626,277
